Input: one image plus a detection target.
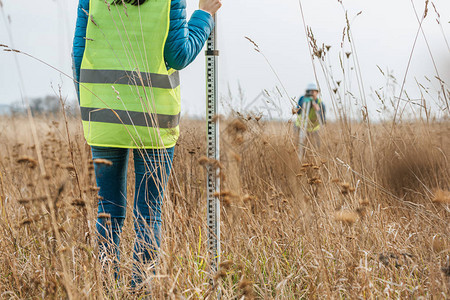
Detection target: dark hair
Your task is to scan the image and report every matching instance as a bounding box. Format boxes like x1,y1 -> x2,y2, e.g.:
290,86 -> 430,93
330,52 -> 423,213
114,0 -> 147,6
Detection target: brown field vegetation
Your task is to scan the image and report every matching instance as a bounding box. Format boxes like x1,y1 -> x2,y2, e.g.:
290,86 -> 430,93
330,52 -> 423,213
0,115 -> 448,299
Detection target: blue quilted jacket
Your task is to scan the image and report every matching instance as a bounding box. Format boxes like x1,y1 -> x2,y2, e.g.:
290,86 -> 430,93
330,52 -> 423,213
72,0 -> 214,95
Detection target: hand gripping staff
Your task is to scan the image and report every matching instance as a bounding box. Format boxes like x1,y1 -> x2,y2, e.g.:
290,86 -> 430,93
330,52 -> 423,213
205,13 -> 221,293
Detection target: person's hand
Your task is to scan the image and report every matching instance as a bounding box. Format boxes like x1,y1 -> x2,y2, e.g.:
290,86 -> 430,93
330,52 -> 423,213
199,0 -> 222,15
312,103 -> 320,111
292,107 -> 299,115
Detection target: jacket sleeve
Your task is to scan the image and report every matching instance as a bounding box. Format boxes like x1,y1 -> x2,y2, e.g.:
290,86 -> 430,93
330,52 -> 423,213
165,0 -> 214,70
296,96 -> 304,114
72,0 -> 90,100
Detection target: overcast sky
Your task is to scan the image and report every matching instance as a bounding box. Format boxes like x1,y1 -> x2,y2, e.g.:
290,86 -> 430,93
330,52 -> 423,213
0,0 -> 449,120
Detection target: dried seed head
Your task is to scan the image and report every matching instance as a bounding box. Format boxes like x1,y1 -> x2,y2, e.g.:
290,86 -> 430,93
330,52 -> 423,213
211,159 -> 223,170
379,254 -> 390,266
238,278 -> 254,296
17,198 -> 30,205
20,218 -> 32,226
245,36 -> 260,51
219,260 -> 233,270
71,199 -> 86,207
238,278 -> 253,289
98,213 -> 111,219
198,156 -> 209,166
341,182 -> 350,189
340,182 -> 353,195
16,156 -> 38,168
228,119 -> 248,134
213,269 -> 227,281
423,0 -> 429,18
334,210 -> 358,225
356,207 -> 366,217
93,159 -> 113,166
308,177 -> 321,185
198,157 -> 223,170
242,194 -> 253,202
433,189 -> 450,204
359,198 -> 370,206
432,236 -> 448,253
223,196 -> 232,207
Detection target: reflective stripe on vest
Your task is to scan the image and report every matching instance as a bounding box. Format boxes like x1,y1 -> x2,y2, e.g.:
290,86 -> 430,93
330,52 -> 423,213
80,107 -> 180,129
79,0 -> 179,149
80,69 -> 180,90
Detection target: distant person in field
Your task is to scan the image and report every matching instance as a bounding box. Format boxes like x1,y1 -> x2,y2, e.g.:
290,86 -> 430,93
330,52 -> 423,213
293,83 -> 326,150
72,0 -> 222,287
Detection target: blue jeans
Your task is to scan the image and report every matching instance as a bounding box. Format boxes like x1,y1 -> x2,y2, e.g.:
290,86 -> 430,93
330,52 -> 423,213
91,146 -> 174,270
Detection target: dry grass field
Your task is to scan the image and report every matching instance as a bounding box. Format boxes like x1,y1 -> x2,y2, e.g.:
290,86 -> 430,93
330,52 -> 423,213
0,113 -> 448,299
1,0 -> 449,296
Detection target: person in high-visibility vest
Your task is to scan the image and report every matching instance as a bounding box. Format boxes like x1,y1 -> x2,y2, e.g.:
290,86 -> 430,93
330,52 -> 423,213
72,0 -> 222,286
293,83 -> 326,149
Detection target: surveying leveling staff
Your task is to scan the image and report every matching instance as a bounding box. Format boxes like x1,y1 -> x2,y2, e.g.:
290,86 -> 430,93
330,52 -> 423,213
72,0 -> 222,285
293,83 -> 326,148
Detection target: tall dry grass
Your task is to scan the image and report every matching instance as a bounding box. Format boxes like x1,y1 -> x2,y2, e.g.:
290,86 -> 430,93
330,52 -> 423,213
1,1 -> 449,297
0,112 -> 448,298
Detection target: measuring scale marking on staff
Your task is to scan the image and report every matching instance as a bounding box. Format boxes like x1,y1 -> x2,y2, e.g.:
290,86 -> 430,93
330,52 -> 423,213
205,12 -> 221,291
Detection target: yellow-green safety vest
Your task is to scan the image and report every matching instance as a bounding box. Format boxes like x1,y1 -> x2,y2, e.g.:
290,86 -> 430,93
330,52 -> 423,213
80,0 -> 180,149
295,98 -> 323,132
